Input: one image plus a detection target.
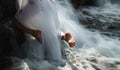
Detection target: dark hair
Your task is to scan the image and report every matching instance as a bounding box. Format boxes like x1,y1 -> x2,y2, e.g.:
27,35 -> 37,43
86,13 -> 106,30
0,0 -> 19,18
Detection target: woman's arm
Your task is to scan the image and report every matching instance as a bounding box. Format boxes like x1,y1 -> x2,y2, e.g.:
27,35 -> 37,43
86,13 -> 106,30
11,17 -> 42,43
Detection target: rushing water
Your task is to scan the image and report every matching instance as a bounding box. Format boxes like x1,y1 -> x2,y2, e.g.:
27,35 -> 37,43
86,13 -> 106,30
57,0 -> 120,58
77,0 -> 120,58
9,0 -> 120,70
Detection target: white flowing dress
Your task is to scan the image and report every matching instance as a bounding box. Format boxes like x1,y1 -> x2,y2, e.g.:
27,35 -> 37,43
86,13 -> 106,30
16,0 -> 62,61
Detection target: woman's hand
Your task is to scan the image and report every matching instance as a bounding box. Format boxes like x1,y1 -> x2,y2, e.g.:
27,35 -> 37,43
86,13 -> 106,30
64,32 -> 76,47
30,30 -> 42,43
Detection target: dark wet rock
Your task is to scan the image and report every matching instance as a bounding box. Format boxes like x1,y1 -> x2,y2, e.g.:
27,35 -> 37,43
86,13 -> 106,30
71,0 -> 104,9
0,22 -> 25,69
78,7 -> 120,39
0,57 -> 13,70
81,9 -> 94,16
88,58 -> 98,63
0,21 -> 25,57
91,63 -> 101,70
111,0 -> 120,4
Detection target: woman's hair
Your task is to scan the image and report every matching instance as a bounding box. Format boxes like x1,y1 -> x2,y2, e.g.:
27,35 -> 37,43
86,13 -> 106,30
0,0 -> 19,18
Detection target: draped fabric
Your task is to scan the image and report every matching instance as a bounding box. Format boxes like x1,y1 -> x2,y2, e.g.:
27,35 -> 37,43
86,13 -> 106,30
16,0 -> 62,61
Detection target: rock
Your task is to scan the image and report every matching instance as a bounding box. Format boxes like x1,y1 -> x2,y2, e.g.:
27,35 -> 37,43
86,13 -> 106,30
78,4 -> 120,39
111,0 -> 120,4
71,0 -> 100,9
64,48 -> 120,70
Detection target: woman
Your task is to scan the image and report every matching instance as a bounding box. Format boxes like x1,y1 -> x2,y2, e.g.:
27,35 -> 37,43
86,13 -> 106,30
12,0 -> 75,66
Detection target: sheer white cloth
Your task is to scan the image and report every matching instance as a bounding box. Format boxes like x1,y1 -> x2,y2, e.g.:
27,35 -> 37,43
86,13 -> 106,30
16,0 -> 63,61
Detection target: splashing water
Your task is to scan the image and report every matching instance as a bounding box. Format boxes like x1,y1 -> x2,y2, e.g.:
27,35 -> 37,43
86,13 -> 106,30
57,0 -> 120,58
9,0 -> 120,70
77,0 -> 120,57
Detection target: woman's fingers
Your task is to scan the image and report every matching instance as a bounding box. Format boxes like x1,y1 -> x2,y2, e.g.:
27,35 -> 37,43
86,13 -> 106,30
35,30 -> 42,43
31,30 -> 42,43
68,38 -> 76,47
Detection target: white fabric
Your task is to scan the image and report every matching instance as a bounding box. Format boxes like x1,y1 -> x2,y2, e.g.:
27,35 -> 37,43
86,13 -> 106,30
16,0 -> 62,61
16,0 -> 29,15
